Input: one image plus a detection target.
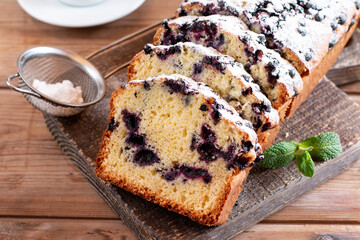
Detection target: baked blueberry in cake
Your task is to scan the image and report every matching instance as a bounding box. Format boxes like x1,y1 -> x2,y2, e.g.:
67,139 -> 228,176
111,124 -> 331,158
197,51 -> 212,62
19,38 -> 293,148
128,42 -> 279,134
96,74 -> 260,226
176,0 -> 360,74
153,15 -> 303,110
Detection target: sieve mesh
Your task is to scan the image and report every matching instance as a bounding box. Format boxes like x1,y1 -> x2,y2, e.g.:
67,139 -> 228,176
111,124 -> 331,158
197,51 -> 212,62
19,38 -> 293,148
8,47 -> 106,117
21,55 -> 100,104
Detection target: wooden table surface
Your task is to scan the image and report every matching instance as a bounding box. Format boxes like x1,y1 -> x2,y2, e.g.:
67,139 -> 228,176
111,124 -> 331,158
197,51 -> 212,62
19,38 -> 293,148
0,0 -> 359,239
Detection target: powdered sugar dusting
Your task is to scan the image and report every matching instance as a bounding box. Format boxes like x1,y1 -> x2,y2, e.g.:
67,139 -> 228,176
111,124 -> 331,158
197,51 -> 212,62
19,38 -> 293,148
177,0 -> 359,72
33,79 -> 84,104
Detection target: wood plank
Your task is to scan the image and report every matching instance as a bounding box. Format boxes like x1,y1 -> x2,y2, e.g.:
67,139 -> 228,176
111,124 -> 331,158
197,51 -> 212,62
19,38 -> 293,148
236,223 -> 360,240
0,218 -> 136,240
265,159 -> 360,223
0,218 -> 359,240
0,89 -> 117,219
327,65 -> 360,87
340,78 -> 360,95
340,82 -> 360,94
348,94 -> 360,106
332,28 -> 360,69
0,0 -> 182,87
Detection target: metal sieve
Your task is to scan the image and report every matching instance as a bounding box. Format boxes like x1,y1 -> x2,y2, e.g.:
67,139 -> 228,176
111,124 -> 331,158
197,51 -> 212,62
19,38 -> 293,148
6,47 -> 106,117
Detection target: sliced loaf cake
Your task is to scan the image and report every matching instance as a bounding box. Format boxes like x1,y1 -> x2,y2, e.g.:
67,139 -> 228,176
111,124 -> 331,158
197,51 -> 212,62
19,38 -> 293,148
96,74 -> 260,226
153,15 -> 303,110
128,42 -> 279,133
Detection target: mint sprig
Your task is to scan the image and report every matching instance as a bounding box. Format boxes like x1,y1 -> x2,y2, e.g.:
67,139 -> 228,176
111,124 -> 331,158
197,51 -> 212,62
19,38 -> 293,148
260,132 -> 342,177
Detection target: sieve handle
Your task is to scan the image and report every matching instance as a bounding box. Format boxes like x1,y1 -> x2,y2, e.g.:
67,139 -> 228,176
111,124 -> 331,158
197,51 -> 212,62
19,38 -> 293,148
6,73 -> 41,98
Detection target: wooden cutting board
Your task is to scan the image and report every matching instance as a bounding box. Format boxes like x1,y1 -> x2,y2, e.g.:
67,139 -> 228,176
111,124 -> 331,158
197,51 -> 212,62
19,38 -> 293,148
43,24 -> 360,239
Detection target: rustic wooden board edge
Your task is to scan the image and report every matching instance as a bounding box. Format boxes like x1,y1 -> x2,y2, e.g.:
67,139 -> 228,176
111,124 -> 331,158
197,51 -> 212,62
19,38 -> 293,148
43,115 -> 155,240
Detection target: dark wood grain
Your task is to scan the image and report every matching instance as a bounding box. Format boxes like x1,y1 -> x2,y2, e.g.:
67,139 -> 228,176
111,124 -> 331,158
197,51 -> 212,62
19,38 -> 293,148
39,23 -> 360,239
327,64 -> 360,86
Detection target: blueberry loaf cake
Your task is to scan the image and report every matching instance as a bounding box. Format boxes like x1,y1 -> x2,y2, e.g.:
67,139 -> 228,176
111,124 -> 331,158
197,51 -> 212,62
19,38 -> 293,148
96,0 -> 359,227
153,15 -> 303,109
96,75 -> 260,225
128,42 -> 279,134
176,0 -> 360,74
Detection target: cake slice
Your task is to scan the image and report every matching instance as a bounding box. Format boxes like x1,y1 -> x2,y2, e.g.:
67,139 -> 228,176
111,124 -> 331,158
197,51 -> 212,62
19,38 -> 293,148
175,0 -> 333,74
153,15 -> 303,110
96,74 -> 260,226
128,42 -> 279,134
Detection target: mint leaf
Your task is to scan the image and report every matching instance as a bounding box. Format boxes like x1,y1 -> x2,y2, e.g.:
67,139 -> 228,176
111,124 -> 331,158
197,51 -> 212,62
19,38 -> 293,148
296,151 -> 315,177
260,141 -> 298,169
299,132 -> 342,161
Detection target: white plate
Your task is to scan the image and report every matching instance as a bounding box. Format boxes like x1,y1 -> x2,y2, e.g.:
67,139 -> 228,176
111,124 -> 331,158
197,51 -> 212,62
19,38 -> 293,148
17,0 -> 146,28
